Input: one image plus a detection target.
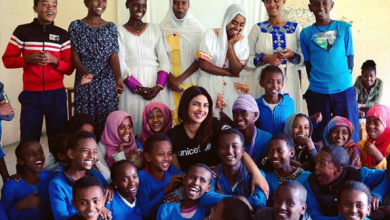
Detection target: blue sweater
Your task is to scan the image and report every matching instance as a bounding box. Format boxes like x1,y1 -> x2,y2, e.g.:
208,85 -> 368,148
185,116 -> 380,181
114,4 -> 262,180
245,128 -> 272,163
304,167 -> 389,220
255,95 -> 295,135
265,170 -> 311,205
214,163 -> 266,209
105,191 -> 142,220
300,21 -> 354,94
137,165 -> 184,218
157,202 -> 206,220
1,171 -> 53,220
49,169 -> 107,220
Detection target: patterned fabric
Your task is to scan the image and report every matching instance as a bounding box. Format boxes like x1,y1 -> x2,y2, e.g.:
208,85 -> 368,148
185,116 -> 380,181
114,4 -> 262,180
69,20 -> 119,137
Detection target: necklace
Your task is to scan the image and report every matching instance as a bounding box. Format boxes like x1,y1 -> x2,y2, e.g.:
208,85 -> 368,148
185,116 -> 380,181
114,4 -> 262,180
127,22 -> 144,33
274,166 -> 303,184
87,18 -> 102,28
314,19 -> 333,32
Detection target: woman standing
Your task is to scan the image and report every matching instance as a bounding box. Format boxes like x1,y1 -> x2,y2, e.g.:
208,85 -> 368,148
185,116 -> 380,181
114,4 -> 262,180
197,4 -> 249,119
118,0 -> 171,135
69,0 -> 124,139
247,0 -> 304,112
159,0 -> 204,125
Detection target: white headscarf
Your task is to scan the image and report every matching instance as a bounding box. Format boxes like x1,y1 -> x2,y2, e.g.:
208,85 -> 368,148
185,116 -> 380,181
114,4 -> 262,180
216,4 -> 247,67
159,0 -> 205,52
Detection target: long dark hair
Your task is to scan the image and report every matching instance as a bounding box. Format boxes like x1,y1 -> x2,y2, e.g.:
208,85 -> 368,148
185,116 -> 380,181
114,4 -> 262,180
178,86 -> 213,150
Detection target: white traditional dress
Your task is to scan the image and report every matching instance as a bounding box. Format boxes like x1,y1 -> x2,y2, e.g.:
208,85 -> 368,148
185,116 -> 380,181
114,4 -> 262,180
246,21 -> 304,112
159,0 -> 204,125
197,4 -> 249,119
118,23 -> 171,135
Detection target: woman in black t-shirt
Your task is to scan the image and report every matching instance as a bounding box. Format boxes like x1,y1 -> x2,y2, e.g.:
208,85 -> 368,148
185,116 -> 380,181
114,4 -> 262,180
166,86 -> 269,197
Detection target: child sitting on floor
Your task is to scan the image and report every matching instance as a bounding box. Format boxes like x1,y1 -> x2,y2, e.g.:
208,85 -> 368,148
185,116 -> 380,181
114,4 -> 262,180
106,160 -> 142,220
304,145 -> 388,219
252,181 -> 311,220
214,128 -> 266,210
255,66 -> 295,135
157,163 -> 212,220
337,181 -> 372,220
49,131 -> 111,220
323,116 -> 361,167
45,133 -> 71,173
1,140 -> 53,220
265,133 -> 311,204
137,134 -> 185,219
69,176 -> 107,220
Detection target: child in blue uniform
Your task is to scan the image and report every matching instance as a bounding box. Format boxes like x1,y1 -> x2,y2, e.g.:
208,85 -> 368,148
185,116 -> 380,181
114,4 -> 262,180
265,133 -> 310,205
337,181 -> 371,220
69,176 -> 107,220
157,163 -> 213,220
1,140 -> 53,220
107,160 -> 142,220
49,131 -> 110,220
137,134 -> 185,219
214,128 -> 266,210
255,66 -> 295,135
304,145 -> 389,220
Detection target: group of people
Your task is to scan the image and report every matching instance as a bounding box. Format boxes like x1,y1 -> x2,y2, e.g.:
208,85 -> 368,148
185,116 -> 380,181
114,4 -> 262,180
0,0 -> 386,220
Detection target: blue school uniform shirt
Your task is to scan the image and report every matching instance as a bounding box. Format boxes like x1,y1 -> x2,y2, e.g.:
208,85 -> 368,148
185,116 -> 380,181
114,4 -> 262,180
265,169 -> 311,204
245,128 -> 272,163
255,94 -> 295,135
0,82 -> 14,158
214,163 -> 266,209
1,171 -> 53,220
105,191 -> 142,220
137,165 -> 184,218
304,167 -> 389,220
300,20 -> 354,94
157,202 -> 206,220
48,169 -> 107,220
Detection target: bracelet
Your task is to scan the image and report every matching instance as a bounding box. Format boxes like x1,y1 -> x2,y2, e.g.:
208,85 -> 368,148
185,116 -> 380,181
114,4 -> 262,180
156,84 -> 164,90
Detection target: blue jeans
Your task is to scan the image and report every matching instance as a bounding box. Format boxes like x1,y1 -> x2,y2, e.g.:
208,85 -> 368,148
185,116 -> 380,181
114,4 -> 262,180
305,86 -> 359,143
18,88 -> 67,142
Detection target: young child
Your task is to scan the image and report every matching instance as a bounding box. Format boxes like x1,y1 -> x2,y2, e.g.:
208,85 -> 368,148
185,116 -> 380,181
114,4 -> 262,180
45,133 -> 71,173
106,160 -> 142,220
232,94 -> 272,163
252,181 -> 311,220
284,113 -> 318,172
2,0 -> 73,142
354,60 -> 382,117
0,82 -> 14,182
358,104 -> 390,169
304,145 -> 388,219
255,65 -> 295,135
100,111 -> 143,168
137,134 -> 185,219
1,140 -> 53,220
214,128 -> 267,210
323,116 -> 361,167
157,163 -> 212,220
139,102 -> 173,145
207,196 -> 252,220
49,131 -> 109,220
67,113 -> 97,135
300,0 -> 359,143
265,133 -> 311,203
337,181 -> 372,220
69,176 -> 107,220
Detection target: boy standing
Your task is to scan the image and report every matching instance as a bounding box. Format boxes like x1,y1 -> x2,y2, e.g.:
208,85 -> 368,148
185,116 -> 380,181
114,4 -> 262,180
300,0 -> 359,143
2,0 -> 73,142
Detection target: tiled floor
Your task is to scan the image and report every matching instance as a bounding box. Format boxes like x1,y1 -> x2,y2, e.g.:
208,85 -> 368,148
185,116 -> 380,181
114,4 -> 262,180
0,135 -> 49,191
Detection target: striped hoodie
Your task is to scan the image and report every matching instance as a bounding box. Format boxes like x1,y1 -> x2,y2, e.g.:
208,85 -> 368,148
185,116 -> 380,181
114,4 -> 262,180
2,18 -> 73,91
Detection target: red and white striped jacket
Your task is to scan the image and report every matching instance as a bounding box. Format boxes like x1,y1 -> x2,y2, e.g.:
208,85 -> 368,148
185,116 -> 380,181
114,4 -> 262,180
2,19 -> 73,91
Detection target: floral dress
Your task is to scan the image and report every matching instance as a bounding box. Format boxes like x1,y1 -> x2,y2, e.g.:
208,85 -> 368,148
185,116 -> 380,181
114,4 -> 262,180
69,20 -> 119,137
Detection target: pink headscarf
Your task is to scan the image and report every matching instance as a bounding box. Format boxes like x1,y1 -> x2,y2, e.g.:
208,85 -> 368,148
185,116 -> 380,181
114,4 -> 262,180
139,102 -> 173,144
101,111 -> 137,167
365,105 -> 390,167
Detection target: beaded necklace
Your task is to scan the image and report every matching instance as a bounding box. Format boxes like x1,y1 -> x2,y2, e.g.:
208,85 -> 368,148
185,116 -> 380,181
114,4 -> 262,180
274,166 -> 303,184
